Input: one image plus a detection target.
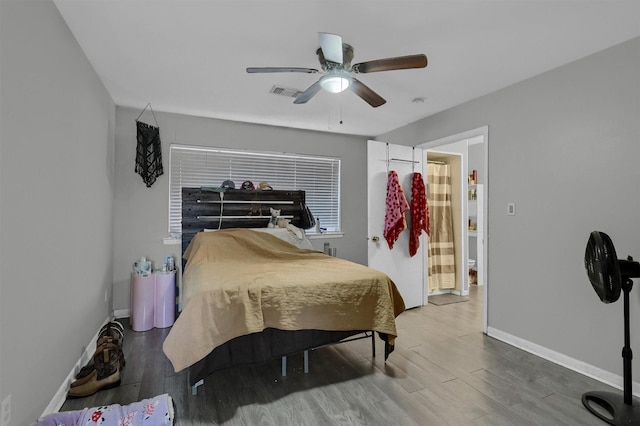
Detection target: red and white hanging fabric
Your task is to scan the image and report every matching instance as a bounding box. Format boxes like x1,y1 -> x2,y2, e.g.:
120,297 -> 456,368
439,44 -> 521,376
409,172 -> 429,257
383,170 -> 409,249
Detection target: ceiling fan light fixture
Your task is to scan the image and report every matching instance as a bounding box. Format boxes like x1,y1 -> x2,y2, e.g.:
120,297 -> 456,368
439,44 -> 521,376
247,32 -> 428,107
319,72 -> 351,93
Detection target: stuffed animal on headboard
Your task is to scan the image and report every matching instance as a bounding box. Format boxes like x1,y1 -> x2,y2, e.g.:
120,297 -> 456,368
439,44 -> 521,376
267,207 -> 280,228
268,207 -> 303,239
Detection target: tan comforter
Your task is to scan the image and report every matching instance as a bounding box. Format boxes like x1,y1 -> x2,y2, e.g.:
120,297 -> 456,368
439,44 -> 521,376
162,228 -> 405,372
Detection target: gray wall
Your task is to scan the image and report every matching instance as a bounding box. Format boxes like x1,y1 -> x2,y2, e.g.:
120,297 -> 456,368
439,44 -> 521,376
0,1 -> 116,424
112,107 -> 369,311
380,37 -> 640,380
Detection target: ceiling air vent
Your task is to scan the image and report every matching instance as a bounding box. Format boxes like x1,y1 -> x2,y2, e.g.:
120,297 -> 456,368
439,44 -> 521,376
270,85 -> 302,98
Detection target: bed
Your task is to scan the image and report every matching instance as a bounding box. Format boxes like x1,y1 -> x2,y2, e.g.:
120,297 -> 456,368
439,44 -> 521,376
162,187 -> 405,394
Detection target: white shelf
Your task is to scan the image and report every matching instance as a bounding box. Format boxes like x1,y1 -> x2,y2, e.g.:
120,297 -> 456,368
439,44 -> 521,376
467,184 -> 483,287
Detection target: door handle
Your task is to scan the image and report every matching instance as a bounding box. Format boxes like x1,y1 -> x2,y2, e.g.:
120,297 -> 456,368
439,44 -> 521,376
371,236 -> 380,243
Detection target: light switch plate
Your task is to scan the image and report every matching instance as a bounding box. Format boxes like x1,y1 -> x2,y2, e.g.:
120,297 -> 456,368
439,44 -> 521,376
507,202 -> 516,216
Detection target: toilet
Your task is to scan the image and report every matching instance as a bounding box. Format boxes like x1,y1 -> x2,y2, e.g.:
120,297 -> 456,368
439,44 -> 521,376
468,259 -> 477,284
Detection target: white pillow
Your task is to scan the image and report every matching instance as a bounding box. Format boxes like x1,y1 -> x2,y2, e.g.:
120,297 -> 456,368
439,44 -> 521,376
250,228 -> 314,250
202,227 -> 314,250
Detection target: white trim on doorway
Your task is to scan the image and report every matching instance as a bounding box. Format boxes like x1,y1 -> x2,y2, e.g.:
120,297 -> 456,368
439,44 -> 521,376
417,126 -> 489,334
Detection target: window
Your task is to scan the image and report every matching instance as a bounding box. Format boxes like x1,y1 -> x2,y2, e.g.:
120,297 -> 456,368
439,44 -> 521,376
169,144 -> 341,235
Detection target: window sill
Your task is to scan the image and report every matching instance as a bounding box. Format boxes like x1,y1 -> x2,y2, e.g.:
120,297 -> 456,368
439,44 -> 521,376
307,232 -> 344,240
163,232 -> 344,244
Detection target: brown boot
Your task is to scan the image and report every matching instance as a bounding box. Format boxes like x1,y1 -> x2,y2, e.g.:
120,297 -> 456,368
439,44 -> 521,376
67,368 -> 120,398
96,336 -> 125,369
70,369 -> 96,388
73,322 -> 125,383
67,342 -> 122,398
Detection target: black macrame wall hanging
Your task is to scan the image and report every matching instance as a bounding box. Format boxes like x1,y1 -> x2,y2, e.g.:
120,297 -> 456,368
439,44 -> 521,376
135,103 -> 163,187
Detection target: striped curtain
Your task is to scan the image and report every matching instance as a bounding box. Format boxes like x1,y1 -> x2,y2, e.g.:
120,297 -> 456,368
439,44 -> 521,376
427,163 -> 456,291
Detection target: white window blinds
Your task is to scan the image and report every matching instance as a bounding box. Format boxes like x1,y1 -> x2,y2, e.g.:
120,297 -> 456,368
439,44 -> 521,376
169,145 -> 341,234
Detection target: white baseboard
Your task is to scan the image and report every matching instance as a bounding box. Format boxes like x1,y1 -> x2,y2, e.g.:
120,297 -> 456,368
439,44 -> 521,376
113,308 -> 130,319
487,326 -> 639,397
428,290 -> 466,296
428,289 -> 453,296
40,316 -> 114,418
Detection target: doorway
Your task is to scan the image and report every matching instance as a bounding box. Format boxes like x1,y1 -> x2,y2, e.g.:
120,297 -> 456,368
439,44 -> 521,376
426,151 -> 465,296
417,126 -> 488,333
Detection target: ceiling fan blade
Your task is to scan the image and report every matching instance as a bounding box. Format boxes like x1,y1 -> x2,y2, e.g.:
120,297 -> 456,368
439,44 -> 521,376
293,81 -> 322,104
352,54 -> 427,73
318,32 -> 343,64
350,78 -> 386,107
246,67 -> 319,74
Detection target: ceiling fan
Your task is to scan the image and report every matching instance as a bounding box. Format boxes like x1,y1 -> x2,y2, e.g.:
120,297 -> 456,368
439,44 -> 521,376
247,33 -> 428,108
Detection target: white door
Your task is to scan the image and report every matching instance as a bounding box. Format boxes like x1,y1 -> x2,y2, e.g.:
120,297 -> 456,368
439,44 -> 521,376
367,140 -> 425,309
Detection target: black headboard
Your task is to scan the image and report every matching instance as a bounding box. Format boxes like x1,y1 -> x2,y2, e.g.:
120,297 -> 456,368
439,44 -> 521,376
181,187 -> 306,254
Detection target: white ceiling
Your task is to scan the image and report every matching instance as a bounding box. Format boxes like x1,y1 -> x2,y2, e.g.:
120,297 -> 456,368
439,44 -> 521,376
53,1 -> 640,137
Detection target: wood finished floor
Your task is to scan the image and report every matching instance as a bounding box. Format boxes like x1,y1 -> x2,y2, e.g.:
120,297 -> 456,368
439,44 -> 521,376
61,286 -> 614,425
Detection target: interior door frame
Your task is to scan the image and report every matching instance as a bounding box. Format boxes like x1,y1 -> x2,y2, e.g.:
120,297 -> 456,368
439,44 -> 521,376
416,126 -> 489,334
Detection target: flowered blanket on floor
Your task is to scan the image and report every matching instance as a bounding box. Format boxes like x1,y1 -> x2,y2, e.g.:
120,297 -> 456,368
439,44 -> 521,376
33,394 -> 174,426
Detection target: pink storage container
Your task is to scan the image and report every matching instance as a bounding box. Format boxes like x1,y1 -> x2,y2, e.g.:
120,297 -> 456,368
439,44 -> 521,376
154,272 -> 176,328
131,273 -> 154,331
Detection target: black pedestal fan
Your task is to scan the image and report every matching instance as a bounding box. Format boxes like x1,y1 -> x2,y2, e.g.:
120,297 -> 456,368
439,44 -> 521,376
583,231 -> 640,425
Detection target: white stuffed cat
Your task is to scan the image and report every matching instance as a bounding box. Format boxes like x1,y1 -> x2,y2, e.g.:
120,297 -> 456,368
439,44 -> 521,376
267,207 -> 280,228
268,208 -> 303,239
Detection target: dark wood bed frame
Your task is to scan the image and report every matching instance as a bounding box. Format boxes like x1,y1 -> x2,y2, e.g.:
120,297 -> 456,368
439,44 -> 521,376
181,186 -> 308,254
180,187 -> 376,395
